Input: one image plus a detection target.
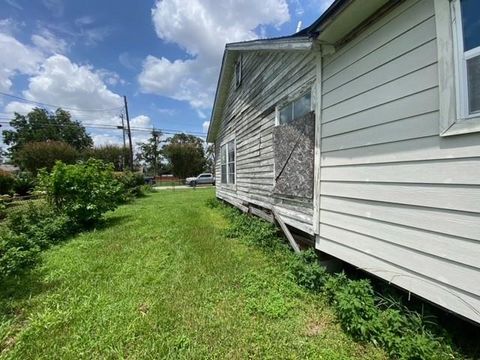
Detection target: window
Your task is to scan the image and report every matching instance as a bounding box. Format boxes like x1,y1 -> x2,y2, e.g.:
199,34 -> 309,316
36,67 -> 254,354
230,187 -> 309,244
452,0 -> 480,116
277,91 -> 312,125
235,56 -> 242,88
220,140 -> 235,184
435,0 -> 480,135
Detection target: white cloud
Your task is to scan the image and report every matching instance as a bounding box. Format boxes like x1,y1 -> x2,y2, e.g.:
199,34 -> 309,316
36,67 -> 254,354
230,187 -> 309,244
138,0 -> 290,110
130,115 -> 152,128
91,133 -> 122,147
0,33 -> 43,92
42,0 -> 64,17
82,26 -> 112,47
4,101 -> 35,114
31,28 -> 68,54
5,0 -> 22,10
75,16 -> 95,27
96,68 -> 125,86
202,121 -> 210,133
2,54 -> 128,147
0,30 -> 150,149
307,0 -> 335,13
0,18 -> 24,35
15,55 -> 123,115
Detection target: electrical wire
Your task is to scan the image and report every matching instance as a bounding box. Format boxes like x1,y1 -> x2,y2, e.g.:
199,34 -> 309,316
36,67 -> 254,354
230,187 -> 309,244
0,92 -> 124,112
0,120 -> 206,138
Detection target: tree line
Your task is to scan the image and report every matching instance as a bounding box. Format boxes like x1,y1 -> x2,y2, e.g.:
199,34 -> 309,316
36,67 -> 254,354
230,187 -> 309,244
2,107 -> 214,179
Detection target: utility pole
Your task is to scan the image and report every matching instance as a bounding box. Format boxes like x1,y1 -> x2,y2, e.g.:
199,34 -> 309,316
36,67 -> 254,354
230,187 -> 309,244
120,113 -> 127,171
123,95 -> 134,171
152,129 -> 160,177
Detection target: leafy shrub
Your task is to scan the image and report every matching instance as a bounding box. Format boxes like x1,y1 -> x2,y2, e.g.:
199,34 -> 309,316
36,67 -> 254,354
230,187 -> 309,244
0,226 -> 40,281
286,249 -> 327,292
7,201 -> 71,249
16,141 -> 79,174
13,172 -> 36,196
38,159 -> 123,226
114,171 -> 145,200
0,198 -> 7,220
0,170 -> 15,195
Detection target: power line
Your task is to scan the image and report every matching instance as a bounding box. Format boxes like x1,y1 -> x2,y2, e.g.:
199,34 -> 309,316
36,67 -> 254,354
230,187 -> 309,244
0,92 -> 124,112
0,120 -> 206,137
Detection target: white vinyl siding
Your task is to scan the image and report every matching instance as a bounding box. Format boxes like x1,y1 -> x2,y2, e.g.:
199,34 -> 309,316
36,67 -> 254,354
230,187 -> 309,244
319,0 -> 480,324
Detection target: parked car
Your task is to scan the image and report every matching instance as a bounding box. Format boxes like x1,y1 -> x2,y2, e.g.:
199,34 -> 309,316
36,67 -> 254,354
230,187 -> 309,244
185,173 -> 215,186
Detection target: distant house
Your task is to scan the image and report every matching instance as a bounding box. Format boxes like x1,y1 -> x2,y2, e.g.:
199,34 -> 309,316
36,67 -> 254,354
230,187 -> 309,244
207,0 -> 480,324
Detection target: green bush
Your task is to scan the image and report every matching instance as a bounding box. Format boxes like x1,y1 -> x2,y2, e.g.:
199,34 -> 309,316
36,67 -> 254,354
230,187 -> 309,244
114,171 -> 145,200
0,199 -> 7,220
0,226 -> 40,281
13,172 -> 36,196
38,159 -> 123,226
0,170 -> 15,195
286,249 -> 327,292
7,201 -> 71,249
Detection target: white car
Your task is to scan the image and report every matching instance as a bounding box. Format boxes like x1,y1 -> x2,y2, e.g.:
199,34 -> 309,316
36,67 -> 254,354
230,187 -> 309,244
185,173 -> 215,186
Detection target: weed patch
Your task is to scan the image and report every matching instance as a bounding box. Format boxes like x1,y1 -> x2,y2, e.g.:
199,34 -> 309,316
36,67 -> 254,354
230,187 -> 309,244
211,197 -> 459,359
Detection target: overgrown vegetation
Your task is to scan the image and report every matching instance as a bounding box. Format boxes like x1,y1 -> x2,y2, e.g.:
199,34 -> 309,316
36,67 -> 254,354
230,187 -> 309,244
0,160 -> 145,283
0,172 -> 14,195
0,189 -> 384,359
208,198 -> 460,359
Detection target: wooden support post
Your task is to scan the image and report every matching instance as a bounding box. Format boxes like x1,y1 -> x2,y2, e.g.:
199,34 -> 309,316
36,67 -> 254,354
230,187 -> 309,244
272,208 -> 301,253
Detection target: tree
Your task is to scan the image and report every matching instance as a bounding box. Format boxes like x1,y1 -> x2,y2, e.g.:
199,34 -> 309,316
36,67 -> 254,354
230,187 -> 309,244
83,145 -> 129,171
162,133 -> 206,179
136,131 -> 164,176
205,143 -> 216,174
2,107 -> 93,162
16,141 -> 79,174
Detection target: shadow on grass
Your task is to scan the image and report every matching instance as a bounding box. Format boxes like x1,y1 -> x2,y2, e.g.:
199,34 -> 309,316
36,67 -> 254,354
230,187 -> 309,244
93,213 -> 134,231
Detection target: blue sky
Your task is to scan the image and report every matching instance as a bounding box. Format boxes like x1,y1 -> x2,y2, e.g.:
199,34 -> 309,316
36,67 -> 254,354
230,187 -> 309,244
0,0 -> 332,148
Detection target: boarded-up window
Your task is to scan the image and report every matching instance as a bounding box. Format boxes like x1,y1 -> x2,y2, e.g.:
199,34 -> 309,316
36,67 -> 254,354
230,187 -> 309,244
273,111 -> 315,198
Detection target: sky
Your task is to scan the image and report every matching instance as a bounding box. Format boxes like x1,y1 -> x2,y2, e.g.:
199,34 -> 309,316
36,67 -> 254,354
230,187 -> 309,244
0,0 -> 333,151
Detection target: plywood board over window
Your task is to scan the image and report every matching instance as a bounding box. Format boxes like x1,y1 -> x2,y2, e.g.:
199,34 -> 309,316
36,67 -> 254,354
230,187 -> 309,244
273,111 -> 315,198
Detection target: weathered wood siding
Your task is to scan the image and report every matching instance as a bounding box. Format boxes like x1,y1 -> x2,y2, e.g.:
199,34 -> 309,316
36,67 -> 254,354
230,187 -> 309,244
215,50 -> 317,234
317,0 -> 480,323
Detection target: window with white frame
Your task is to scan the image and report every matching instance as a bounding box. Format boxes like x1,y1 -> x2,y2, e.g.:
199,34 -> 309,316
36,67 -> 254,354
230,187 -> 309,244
277,90 -> 312,125
435,0 -> 480,135
452,0 -> 480,117
220,140 -> 235,184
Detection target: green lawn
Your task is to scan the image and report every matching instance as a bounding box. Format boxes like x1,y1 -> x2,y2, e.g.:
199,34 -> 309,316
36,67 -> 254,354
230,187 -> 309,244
0,189 -> 384,359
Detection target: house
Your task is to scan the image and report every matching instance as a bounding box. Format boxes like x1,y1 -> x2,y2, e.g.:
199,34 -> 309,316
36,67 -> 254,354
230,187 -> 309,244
207,0 -> 480,324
